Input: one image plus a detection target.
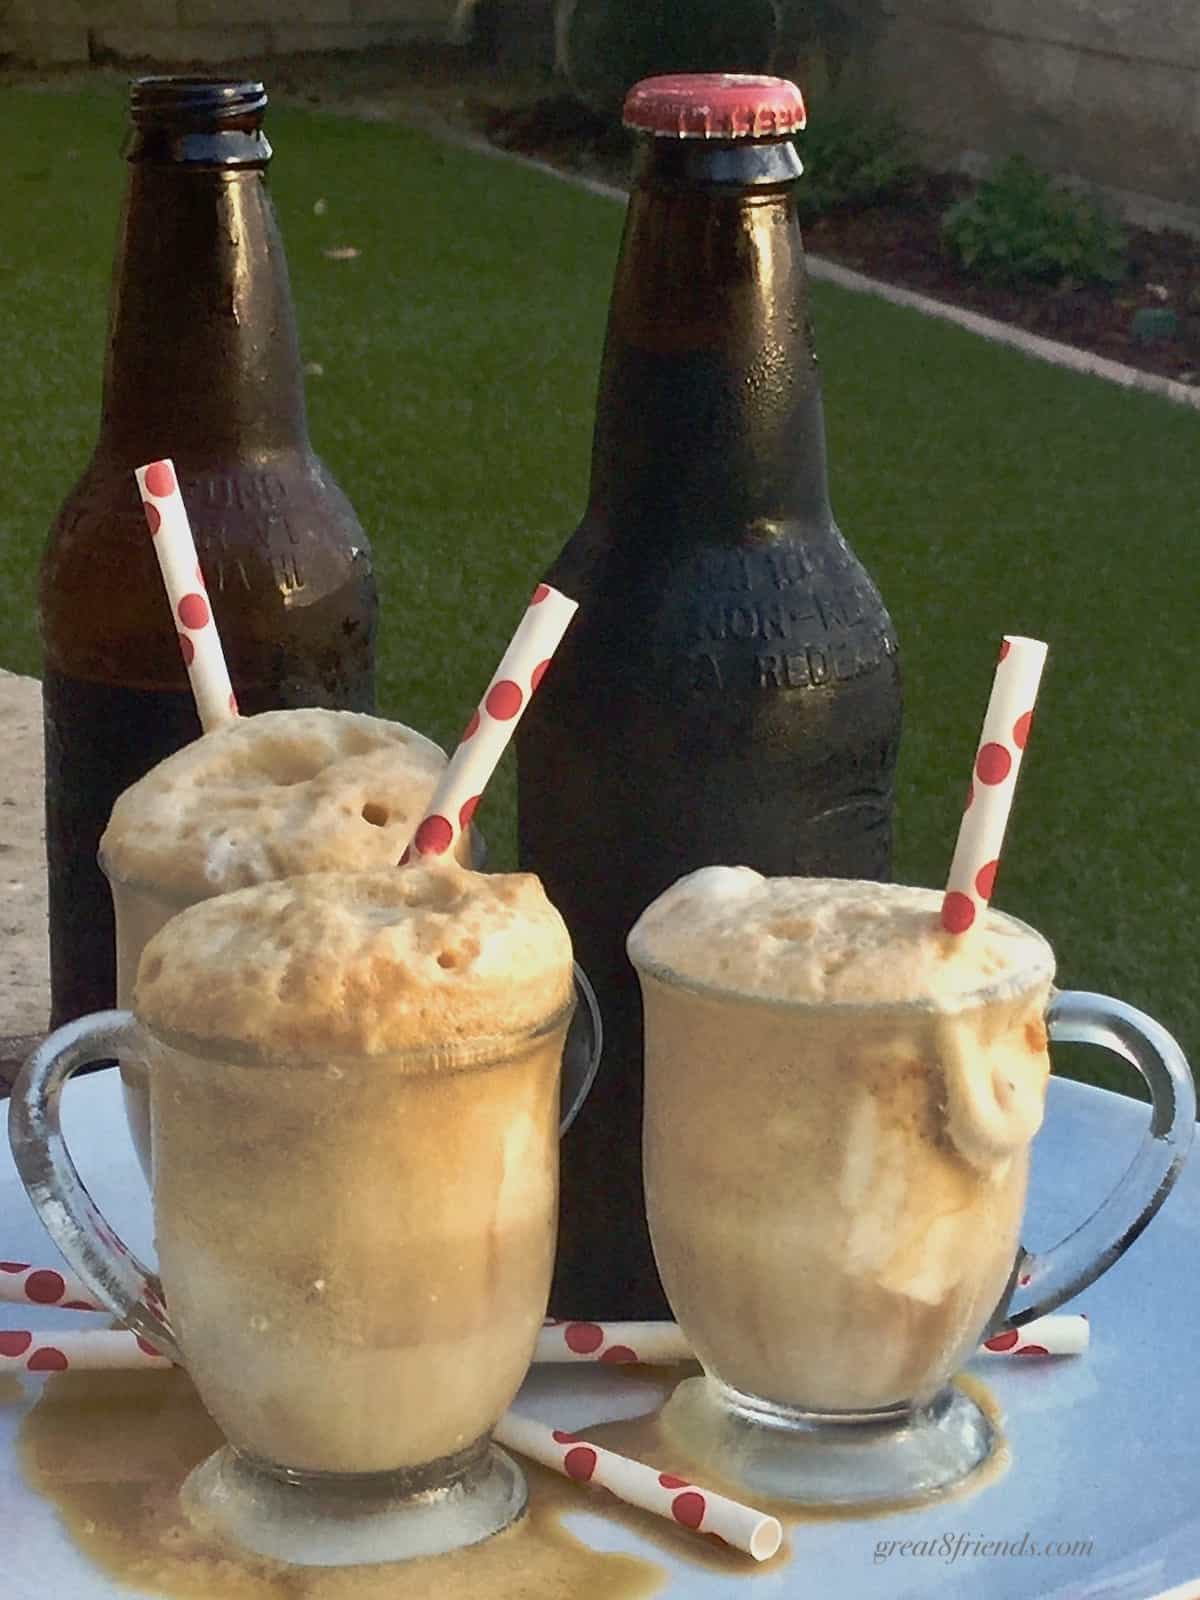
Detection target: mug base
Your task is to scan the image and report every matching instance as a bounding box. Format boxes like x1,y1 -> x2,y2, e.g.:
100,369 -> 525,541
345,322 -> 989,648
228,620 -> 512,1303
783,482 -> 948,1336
180,1439 -> 527,1566
660,1375 -> 996,1508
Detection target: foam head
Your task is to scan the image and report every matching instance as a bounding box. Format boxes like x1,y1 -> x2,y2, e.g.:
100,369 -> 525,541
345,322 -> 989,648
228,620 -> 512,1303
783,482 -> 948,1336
628,871 -> 1055,1011
134,863 -> 575,1061
101,707 -> 468,904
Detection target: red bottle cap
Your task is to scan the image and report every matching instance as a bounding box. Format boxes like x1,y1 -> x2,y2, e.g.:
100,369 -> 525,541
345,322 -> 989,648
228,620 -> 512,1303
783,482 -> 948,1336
622,74 -> 807,140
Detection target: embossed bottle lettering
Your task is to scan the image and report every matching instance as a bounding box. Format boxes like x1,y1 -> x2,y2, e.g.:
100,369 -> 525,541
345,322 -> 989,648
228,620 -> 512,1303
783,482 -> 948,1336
517,75 -> 903,1318
40,79 -> 377,1026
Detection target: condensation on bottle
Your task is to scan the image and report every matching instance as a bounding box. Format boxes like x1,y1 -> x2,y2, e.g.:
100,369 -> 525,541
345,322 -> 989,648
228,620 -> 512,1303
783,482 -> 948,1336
517,74 -> 903,1317
41,78 -> 378,1027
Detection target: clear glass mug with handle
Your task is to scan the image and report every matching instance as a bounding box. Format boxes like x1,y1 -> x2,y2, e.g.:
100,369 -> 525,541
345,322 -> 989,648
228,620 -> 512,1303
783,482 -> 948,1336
96,705 -> 485,1183
10,867 -> 602,1567
628,873 -> 1195,1508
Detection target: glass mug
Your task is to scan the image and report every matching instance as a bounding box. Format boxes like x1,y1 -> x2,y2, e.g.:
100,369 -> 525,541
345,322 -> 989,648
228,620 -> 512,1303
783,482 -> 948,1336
11,881 -> 602,1566
628,873 -> 1195,1506
96,705 -> 482,1183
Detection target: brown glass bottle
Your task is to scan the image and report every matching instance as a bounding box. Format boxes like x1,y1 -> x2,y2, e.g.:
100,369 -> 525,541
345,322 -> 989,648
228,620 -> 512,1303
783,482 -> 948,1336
516,76 -> 903,1317
41,78 -> 377,1028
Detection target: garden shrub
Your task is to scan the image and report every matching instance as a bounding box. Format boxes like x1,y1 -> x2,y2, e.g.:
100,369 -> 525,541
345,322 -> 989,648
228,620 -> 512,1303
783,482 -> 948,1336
942,155 -> 1127,287
794,100 -> 917,222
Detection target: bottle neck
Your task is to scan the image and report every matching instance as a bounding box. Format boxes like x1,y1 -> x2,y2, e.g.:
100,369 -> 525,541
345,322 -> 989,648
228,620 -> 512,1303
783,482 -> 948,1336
587,140 -> 834,540
98,161 -> 309,461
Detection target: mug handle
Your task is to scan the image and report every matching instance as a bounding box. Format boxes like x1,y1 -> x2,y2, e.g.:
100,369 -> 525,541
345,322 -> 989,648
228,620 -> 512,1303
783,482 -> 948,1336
12,985 -> 602,1335
8,1010 -> 181,1361
561,963 -> 603,1136
995,990 -> 1196,1331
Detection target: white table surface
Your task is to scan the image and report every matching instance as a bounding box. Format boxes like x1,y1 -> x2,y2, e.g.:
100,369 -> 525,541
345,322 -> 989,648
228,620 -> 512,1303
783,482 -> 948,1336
2,1070 -> 1198,1599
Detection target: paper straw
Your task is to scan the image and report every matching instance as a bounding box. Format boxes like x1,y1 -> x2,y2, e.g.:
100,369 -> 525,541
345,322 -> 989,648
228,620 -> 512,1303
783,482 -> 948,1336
135,459 -> 239,733
537,1316 -> 1089,1365
941,635 -> 1048,935
537,1320 -> 693,1365
0,1328 -> 171,1373
0,1260 -> 102,1312
402,583 -> 578,862
493,1411 -> 781,1562
978,1313 -> 1089,1358
10,1287 -> 1087,1363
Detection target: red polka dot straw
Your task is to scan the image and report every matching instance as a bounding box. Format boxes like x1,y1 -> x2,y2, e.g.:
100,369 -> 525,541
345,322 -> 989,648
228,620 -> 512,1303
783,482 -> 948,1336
982,1328 -> 1020,1352
0,1260 -> 101,1311
599,1344 -> 639,1364
492,1410 -> 781,1560
940,636 -> 1048,935
564,1320 -> 605,1355
978,1313 -> 1089,1357
529,1313 -> 1087,1371
403,584 -> 579,863
134,459 -> 238,734
0,1328 -> 172,1372
533,1319 -> 692,1366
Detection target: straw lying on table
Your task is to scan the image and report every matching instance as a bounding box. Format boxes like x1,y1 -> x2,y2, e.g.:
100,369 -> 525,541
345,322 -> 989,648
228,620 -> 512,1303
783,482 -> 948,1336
0,1327 -> 169,1372
978,1315 -> 1089,1357
493,1410 -> 782,1562
3,1286 -> 1090,1364
0,1260 -> 101,1312
537,1319 -> 694,1365
536,1315 -> 1089,1364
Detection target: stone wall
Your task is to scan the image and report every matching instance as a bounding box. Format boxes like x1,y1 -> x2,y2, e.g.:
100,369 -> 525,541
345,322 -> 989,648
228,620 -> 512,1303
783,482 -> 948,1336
865,2 -> 1199,231
3,0 -> 1196,229
0,0 -> 457,65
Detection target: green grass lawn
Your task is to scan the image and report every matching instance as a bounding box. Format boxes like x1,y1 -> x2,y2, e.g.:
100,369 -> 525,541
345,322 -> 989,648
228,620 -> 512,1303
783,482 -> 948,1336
1,85 -> 1196,1093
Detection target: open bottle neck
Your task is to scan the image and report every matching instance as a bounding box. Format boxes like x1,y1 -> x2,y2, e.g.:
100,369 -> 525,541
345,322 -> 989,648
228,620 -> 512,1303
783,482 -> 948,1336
586,137 -> 834,540
97,160 -> 310,462
124,77 -> 271,168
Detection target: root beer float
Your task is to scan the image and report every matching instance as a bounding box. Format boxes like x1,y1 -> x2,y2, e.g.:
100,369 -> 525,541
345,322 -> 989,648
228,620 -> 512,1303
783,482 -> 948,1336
630,870 -> 1053,1415
12,861 -> 586,1565
625,637 -> 1195,1507
100,706 -> 472,1177
134,863 -> 573,1478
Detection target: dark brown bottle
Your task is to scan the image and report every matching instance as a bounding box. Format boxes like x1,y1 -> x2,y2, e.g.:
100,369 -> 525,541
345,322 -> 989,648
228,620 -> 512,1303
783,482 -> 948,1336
41,78 -> 377,1028
517,75 -> 903,1317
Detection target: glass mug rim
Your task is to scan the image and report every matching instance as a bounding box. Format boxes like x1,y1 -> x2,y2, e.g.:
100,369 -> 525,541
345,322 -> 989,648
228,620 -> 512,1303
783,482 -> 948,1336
98,823 -> 488,908
99,853 -> 198,913
628,903 -> 1056,1018
131,993 -> 577,1075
